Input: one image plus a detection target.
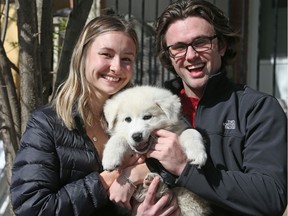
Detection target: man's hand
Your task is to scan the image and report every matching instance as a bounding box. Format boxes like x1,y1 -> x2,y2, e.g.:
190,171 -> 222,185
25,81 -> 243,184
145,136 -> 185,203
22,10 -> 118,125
132,175 -> 180,216
147,129 -> 187,176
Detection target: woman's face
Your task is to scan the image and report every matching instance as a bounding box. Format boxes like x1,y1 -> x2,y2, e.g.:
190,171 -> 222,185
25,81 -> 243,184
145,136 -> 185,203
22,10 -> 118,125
85,31 -> 137,97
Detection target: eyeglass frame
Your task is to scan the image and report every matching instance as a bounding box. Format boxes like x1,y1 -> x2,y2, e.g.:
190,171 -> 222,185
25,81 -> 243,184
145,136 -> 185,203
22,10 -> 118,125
166,35 -> 218,59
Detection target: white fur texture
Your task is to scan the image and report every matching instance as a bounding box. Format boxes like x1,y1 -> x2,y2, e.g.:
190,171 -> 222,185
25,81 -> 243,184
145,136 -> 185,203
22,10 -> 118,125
102,85 -> 211,215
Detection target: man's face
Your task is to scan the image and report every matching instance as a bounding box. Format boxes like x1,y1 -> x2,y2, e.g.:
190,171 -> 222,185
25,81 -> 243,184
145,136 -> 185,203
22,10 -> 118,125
165,16 -> 226,98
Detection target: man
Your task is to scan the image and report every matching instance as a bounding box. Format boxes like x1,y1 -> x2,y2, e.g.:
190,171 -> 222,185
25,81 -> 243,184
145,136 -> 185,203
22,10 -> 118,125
146,0 -> 287,215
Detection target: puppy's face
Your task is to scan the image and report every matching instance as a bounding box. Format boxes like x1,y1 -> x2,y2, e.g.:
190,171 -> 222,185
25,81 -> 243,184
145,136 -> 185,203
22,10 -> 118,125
104,86 -> 181,154
115,103 -> 167,153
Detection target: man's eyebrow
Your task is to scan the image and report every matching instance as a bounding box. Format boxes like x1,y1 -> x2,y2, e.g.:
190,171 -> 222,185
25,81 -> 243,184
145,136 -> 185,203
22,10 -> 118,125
174,35 -> 214,44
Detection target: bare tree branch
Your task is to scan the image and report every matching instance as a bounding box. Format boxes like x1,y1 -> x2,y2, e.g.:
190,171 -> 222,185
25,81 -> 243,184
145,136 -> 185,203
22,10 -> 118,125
0,40 -> 20,153
16,0 -> 43,131
38,0 -> 53,103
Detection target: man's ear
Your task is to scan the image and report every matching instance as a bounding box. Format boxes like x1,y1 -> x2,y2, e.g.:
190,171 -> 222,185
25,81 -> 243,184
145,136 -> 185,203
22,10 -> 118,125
218,40 -> 227,56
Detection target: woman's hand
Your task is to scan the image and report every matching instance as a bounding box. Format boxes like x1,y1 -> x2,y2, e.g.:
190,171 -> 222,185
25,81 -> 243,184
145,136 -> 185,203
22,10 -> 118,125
109,163 -> 150,210
147,129 -> 187,176
109,172 -> 137,210
131,175 -> 180,216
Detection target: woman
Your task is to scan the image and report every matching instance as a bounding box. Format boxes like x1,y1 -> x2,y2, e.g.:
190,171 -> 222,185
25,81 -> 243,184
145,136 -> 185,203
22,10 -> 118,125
10,15 -> 178,216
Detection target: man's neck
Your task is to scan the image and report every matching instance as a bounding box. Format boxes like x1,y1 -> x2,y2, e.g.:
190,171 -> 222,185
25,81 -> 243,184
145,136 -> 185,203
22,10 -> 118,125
183,84 -> 205,99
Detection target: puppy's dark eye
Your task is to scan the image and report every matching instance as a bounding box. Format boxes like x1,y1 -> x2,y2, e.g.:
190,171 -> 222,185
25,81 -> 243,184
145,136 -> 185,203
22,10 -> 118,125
125,117 -> 132,122
143,115 -> 152,120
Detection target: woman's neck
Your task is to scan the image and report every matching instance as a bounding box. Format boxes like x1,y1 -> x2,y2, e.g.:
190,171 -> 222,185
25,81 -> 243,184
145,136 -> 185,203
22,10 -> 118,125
89,91 -> 109,117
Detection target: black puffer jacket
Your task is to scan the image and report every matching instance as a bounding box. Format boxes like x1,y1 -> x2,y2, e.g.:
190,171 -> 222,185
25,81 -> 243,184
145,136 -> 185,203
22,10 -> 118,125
10,105 -> 130,216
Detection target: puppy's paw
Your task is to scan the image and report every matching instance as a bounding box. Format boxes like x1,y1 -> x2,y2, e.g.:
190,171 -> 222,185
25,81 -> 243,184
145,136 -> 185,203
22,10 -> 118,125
180,129 -> 207,168
143,173 -> 169,199
102,157 -> 121,171
143,173 -> 161,188
186,149 -> 207,168
102,135 -> 129,171
133,173 -> 161,202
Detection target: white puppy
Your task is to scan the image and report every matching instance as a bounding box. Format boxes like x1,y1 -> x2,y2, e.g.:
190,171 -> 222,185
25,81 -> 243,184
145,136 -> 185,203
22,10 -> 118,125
102,85 -> 211,215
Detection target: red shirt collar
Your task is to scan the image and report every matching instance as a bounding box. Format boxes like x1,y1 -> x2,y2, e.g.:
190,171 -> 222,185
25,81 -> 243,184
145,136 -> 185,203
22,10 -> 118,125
179,88 -> 199,128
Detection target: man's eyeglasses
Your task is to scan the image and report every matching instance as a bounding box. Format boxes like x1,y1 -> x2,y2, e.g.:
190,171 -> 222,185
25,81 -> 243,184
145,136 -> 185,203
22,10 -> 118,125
166,35 -> 217,58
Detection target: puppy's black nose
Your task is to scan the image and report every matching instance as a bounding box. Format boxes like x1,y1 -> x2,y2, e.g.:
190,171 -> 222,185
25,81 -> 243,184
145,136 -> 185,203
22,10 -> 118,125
132,132 -> 143,142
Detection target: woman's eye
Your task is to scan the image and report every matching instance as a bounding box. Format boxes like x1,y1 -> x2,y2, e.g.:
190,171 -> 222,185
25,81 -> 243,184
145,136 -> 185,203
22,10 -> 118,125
100,52 -> 112,58
122,57 -> 133,64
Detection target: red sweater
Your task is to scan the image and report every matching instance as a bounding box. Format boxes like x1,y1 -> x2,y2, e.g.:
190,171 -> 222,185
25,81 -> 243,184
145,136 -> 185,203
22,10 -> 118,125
179,88 -> 199,128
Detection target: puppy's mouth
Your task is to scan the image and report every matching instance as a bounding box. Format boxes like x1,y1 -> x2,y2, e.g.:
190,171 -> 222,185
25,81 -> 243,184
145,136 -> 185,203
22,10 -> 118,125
134,135 -> 156,153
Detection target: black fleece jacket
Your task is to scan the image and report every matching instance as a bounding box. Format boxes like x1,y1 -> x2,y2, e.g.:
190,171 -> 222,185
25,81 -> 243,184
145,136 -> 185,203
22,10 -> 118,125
165,72 -> 287,216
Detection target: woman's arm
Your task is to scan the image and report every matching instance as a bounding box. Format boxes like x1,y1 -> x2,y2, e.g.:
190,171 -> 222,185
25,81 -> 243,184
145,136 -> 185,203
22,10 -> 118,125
99,170 -> 121,191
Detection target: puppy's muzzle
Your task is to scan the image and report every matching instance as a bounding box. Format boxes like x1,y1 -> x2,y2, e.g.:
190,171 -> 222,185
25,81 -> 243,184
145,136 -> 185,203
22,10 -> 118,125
132,132 -> 143,142
131,133 -> 156,153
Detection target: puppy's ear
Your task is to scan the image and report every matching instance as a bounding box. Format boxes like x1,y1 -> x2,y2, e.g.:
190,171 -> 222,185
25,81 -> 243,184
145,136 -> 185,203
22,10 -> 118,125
103,98 -> 119,132
155,94 -> 181,122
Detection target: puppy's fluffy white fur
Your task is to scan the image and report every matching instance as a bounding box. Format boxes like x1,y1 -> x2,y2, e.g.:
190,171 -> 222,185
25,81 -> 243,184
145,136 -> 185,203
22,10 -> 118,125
102,85 -> 211,215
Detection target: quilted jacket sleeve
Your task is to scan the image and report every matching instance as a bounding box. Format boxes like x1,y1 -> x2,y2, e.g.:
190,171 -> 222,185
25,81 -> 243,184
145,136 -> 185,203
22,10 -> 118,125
10,107 -> 109,216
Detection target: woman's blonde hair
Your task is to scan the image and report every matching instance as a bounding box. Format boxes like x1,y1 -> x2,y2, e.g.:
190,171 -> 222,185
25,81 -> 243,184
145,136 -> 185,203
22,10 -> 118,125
54,15 -> 138,130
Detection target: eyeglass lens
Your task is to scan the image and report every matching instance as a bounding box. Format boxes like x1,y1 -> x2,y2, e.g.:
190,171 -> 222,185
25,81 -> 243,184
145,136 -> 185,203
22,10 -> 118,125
168,36 -> 216,58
